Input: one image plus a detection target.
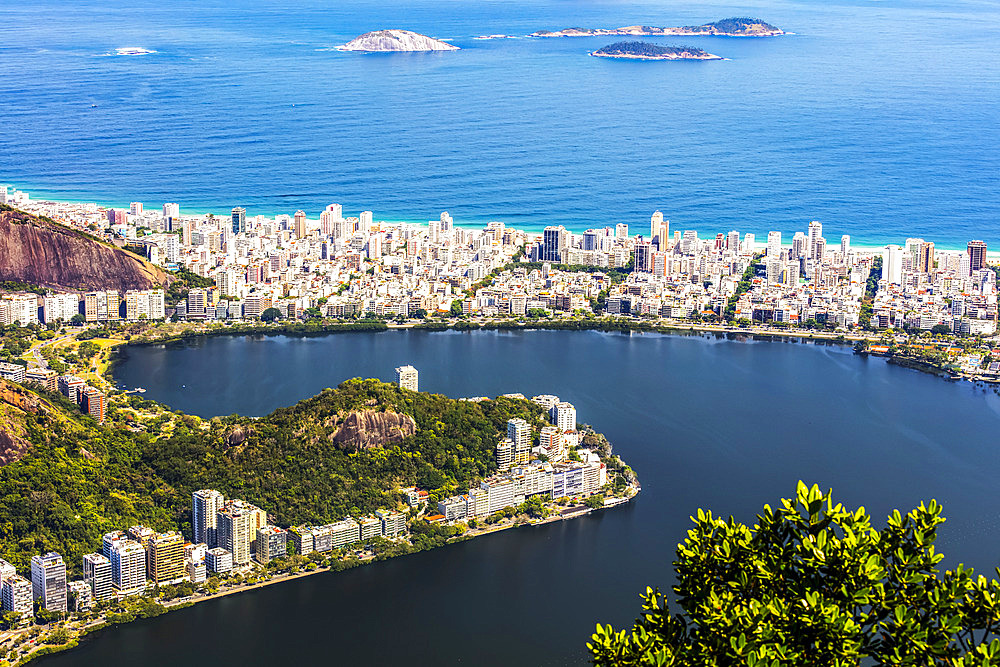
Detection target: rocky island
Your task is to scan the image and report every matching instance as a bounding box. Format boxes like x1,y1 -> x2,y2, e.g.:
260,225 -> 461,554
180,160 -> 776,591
339,29 -> 459,52
591,42 -> 722,60
532,17 -> 784,38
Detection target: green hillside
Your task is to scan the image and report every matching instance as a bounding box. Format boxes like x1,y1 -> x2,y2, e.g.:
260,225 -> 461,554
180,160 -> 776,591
0,377 -> 547,573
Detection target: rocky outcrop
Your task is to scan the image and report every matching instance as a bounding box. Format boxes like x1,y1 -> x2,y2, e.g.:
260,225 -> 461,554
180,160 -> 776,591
340,30 -> 459,52
0,206 -> 170,291
329,410 -> 416,450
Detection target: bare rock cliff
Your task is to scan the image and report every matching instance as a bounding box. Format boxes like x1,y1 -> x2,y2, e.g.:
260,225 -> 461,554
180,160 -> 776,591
0,207 -> 169,291
329,410 -> 417,450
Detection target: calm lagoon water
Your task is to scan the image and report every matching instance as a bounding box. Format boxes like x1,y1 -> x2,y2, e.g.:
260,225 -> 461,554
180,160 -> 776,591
36,330 -> 1000,666
1,0 -> 999,245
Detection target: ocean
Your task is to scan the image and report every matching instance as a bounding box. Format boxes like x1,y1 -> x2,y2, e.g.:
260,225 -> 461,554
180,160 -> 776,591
1,0 -> 998,246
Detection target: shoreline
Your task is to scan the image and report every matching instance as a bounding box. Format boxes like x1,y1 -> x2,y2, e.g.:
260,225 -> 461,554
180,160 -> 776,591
5,482 -> 638,666
1,185 -> 989,254
102,318 -> 994,390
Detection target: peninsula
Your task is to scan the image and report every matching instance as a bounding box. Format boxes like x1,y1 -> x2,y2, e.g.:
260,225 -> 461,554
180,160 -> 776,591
0,373 -> 637,664
591,42 -> 722,61
532,17 -> 784,38
339,29 -> 459,52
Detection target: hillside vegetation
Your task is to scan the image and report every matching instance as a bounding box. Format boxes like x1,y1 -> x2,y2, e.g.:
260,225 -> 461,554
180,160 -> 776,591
0,377 -> 546,573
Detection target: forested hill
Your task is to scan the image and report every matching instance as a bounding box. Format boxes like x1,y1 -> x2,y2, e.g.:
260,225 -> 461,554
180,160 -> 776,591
0,378 -> 547,573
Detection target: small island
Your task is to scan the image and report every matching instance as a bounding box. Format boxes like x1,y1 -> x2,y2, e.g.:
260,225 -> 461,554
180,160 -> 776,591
532,17 -> 784,38
591,42 -> 722,61
339,29 -> 459,52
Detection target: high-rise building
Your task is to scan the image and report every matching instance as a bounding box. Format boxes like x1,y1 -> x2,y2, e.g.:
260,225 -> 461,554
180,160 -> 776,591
539,425 -> 564,461
634,241 -> 652,273
217,500 -> 265,566
506,418 -> 531,450
192,489 -> 225,547
293,210 -> 308,239
31,553 -> 67,612
551,402 -> 577,432
615,223 -> 629,240
918,241 -> 935,274
840,235 -> 851,258
808,221 -> 824,260
542,226 -> 567,263
968,240 -> 987,275
231,206 -> 246,236
111,540 -> 147,597
2,575 -> 33,617
791,232 -> 808,259
495,438 -> 514,471
149,532 -> 185,584
395,365 -> 418,391
359,210 -> 373,232
163,203 -> 179,219
82,553 -> 113,601
767,231 -> 782,257
882,245 -> 903,285
650,211 -> 668,249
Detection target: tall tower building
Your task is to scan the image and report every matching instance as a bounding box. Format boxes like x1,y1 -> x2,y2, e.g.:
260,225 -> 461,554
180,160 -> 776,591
968,240 -> 987,275
882,245 -> 903,285
294,210 -> 308,239
217,500 -> 265,566
634,241 -> 653,273
767,231 -> 782,257
395,365 -> 419,392
83,553 -> 113,601
919,241 -> 935,274
30,553 -> 67,613
808,221 -> 823,260
231,206 -> 246,236
840,235 -> 851,258
650,211 -> 668,249
552,402 -> 577,432
542,226 -> 567,263
495,438 -> 514,471
193,489 -> 225,547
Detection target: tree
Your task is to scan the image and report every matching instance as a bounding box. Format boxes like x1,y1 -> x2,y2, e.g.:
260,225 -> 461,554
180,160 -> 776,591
260,307 -> 281,322
450,300 -> 464,317
589,483 -> 1000,666
69,314 -> 85,326
932,324 -> 952,335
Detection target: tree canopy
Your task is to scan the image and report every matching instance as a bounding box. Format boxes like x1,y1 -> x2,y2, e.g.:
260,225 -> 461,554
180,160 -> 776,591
589,483 -> 1000,666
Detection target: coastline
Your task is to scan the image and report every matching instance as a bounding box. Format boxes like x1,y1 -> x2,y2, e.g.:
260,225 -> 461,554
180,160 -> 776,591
3,477 -> 639,666
1,185 -> 989,254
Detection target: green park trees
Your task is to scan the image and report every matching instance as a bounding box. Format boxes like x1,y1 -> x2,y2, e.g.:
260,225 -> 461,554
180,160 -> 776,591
589,483 -> 1000,666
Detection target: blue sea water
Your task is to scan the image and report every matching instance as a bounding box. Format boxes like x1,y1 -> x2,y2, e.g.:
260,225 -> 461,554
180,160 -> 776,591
0,0 -> 998,247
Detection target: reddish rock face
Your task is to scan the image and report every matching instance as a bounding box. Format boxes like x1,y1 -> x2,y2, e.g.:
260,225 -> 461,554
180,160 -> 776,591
330,410 -> 416,450
0,208 -> 169,291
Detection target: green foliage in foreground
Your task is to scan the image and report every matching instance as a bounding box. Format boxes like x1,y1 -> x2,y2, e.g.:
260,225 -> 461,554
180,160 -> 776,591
589,482 -> 1000,666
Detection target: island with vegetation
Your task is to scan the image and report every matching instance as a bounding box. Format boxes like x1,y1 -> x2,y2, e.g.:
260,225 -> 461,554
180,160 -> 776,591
532,17 -> 784,38
339,29 -> 459,52
0,369 -> 636,664
590,42 -> 722,61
